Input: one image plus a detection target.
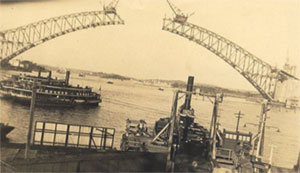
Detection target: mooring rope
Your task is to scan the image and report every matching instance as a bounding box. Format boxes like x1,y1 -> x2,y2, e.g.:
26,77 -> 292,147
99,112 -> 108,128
102,97 -> 170,116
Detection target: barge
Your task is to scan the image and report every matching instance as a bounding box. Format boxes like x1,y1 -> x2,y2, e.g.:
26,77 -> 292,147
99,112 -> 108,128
0,71 -> 101,107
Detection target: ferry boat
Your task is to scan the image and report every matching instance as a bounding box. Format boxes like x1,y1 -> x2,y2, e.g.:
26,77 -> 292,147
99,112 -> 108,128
0,71 -> 101,107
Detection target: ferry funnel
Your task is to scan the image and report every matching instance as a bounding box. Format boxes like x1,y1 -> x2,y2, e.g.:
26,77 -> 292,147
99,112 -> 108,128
65,71 -> 70,85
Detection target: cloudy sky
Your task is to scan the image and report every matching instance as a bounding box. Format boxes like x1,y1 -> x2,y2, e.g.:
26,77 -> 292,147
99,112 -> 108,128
0,0 -> 299,91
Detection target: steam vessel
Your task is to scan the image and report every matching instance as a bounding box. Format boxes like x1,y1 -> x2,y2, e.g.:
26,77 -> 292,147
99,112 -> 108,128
0,71 -> 101,107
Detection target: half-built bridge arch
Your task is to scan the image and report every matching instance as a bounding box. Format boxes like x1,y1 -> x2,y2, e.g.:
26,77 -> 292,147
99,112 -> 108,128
0,4 -> 124,66
162,17 -> 298,102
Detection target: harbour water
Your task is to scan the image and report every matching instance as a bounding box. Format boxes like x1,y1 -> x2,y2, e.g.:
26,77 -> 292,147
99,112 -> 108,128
0,71 -> 299,169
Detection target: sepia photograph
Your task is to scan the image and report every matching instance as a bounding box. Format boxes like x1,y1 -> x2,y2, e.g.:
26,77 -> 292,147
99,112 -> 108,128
0,0 -> 299,172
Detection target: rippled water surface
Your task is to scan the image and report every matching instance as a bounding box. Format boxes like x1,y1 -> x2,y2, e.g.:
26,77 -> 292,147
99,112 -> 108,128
1,71 -> 299,168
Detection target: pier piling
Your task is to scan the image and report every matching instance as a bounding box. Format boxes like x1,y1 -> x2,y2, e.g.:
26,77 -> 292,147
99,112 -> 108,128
25,80 -> 37,159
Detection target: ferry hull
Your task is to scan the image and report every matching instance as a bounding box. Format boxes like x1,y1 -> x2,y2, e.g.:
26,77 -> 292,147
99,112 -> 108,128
0,92 -> 100,107
0,72 -> 101,108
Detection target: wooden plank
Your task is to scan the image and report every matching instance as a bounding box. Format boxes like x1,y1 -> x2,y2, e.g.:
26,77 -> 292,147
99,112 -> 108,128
65,124 -> 70,147
77,126 -> 81,147
103,129 -> 107,149
88,127 -> 93,149
40,122 -> 46,145
53,123 -> 57,146
165,91 -> 178,172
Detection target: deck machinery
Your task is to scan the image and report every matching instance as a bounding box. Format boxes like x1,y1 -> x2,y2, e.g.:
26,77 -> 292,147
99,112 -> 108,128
166,78 -> 272,172
164,76 -> 212,172
154,77 -> 209,151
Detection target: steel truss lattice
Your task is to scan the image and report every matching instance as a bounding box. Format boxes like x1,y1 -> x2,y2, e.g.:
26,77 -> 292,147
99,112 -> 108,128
0,10 -> 124,65
162,18 -> 292,102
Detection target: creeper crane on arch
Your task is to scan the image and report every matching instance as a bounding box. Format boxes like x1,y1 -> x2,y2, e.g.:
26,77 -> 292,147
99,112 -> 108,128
166,0 -> 194,24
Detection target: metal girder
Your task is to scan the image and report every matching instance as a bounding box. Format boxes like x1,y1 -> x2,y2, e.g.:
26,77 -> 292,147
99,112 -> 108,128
162,18 -> 291,102
0,10 -> 124,65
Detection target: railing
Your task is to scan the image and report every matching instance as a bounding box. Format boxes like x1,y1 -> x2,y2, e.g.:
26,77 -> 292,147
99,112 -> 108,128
216,147 -> 233,160
216,147 -> 239,167
33,121 -> 115,150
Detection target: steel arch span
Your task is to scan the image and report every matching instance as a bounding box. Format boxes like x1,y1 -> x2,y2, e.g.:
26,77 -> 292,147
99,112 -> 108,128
162,18 -> 297,102
0,9 -> 124,66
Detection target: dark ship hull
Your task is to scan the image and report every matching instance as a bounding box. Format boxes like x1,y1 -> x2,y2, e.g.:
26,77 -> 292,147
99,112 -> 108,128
0,123 -> 14,142
0,91 -> 100,107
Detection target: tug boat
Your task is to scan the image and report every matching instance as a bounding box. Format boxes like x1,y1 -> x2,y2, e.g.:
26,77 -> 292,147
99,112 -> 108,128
120,76 -> 272,172
0,71 -> 101,107
158,87 -> 164,91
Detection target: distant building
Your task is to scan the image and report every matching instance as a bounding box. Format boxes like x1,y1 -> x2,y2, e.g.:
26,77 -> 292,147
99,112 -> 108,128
19,60 -> 33,69
13,59 -> 47,72
274,57 -> 300,107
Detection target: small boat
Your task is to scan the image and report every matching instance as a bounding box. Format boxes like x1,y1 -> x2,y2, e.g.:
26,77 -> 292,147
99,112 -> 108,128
0,123 -> 14,142
56,68 -> 66,74
158,87 -> 164,91
245,97 -> 264,103
78,73 -> 85,77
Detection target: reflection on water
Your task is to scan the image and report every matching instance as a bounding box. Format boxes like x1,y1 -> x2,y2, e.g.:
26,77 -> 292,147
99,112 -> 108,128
0,71 -> 299,168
